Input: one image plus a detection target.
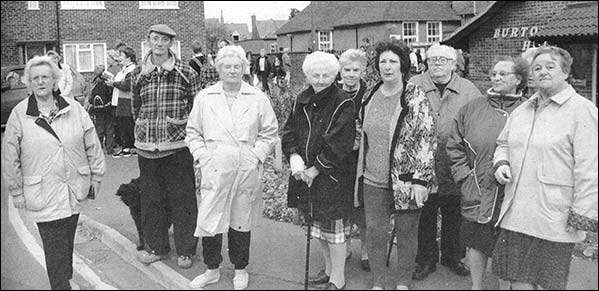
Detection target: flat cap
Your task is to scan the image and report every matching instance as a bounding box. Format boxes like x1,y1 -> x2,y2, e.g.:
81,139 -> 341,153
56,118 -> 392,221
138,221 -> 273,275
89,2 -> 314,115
148,24 -> 176,37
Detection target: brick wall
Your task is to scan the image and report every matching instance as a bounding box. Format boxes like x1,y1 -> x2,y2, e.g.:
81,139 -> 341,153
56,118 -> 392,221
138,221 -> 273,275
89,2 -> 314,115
461,1 -> 595,101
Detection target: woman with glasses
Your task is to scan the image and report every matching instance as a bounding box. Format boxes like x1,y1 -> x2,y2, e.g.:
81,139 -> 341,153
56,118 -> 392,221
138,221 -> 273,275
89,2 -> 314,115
491,46 -> 597,290
446,56 -> 528,290
356,39 -> 436,290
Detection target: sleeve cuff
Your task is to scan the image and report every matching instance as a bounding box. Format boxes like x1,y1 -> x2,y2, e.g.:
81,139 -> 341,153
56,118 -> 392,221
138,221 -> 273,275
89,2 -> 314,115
493,160 -> 510,175
411,179 -> 427,187
314,155 -> 333,175
567,210 -> 598,232
91,175 -> 103,183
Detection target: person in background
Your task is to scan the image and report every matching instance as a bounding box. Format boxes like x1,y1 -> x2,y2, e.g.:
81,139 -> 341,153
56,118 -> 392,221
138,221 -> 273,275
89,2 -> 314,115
410,44 -> 482,281
187,45 -> 278,290
47,50 -> 74,98
282,48 -> 292,87
337,48 -> 370,273
455,49 -> 466,78
492,46 -> 598,290
282,51 -> 355,290
189,41 -> 206,76
107,46 -> 137,158
2,55 -> 105,290
446,56 -> 528,290
409,48 -> 419,77
255,48 -> 273,94
87,64 -> 115,155
243,50 -> 254,85
356,39 -> 437,290
131,24 -> 201,270
520,47 -> 539,97
106,49 -> 122,153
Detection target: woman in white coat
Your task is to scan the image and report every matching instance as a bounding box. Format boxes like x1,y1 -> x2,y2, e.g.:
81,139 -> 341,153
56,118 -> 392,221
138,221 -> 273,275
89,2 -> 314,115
186,45 -> 279,290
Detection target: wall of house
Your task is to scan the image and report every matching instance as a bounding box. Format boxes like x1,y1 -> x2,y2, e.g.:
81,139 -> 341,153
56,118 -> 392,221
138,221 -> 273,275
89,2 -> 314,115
1,1 -> 205,72
457,1 -> 595,101
1,1 -> 58,66
277,32 -> 312,53
237,39 -> 277,55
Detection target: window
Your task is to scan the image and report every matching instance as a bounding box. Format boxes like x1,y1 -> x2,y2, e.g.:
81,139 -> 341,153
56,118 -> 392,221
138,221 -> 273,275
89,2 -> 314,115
141,41 -> 181,60
318,31 -> 332,51
27,1 -> 39,10
427,22 -> 442,43
25,44 -> 50,61
61,1 -> 105,9
402,22 -> 418,44
139,1 -> 179,9
63,43 -> 106,73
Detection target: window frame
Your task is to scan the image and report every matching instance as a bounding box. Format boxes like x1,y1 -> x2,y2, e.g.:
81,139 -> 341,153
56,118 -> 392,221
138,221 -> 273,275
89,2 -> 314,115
141,40 -> 181,60
27,1 -> 40,10
63,42 -> 107,73
139,1 -> 179,9
426,21 -> 443,43
402,22 -> 418,44
318,31 -> 333,51
60,1 -> 105,10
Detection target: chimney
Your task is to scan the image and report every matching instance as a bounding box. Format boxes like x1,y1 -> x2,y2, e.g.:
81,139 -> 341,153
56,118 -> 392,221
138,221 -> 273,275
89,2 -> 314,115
220,9 -> 224,24
251,14 -> 260,39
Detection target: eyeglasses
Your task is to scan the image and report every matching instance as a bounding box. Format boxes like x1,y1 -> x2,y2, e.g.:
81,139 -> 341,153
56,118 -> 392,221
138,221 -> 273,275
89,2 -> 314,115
427,57 -> 454,65
489,71 -> 516,78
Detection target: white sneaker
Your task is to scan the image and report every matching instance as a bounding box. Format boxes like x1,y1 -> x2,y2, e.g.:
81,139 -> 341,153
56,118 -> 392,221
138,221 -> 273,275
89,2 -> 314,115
233,269 -> 249,290
189,268 -> 220,289
396,284 -> 410,290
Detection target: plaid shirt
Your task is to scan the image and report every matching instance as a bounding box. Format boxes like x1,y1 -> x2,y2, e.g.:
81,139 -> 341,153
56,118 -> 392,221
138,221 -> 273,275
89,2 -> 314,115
200,65 -> 219,89
131,54 -> 202,152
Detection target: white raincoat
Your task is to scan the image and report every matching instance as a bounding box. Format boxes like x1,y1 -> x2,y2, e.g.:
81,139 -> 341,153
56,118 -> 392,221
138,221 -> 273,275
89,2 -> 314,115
185,82 -> 278,237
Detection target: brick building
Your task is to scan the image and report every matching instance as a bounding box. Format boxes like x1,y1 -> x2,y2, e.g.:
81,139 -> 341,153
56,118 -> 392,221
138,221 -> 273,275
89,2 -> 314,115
275,1 -> 485,53
1,1 -> 205,79
443,1 -> 597,105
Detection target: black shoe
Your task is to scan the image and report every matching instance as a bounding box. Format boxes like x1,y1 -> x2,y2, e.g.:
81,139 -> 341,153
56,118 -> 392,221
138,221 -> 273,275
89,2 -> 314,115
441,260 -> 470,276
325,282 -> 345,290
412,263 -> 436,281
360,259 -> 371,272
308,269 -> 330,286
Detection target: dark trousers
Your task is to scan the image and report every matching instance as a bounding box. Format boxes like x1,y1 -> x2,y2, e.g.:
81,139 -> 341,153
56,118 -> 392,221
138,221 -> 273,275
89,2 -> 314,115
138,149 -> 198,256
116,115 -> 135,149
202,228 -> 251,270
37,214 -> 79,290
112,107 -> 121,148
415,194 -> 465,266
258,71 -> 270,93
92,111 -> 115,153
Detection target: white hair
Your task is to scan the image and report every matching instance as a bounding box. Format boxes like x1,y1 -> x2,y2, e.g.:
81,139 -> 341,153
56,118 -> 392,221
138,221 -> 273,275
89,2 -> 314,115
339,49 -> 367,71
23,55 -> 61,90
302,51 -> 340,76
426,44 -> 457,60
215,45 -> 249,72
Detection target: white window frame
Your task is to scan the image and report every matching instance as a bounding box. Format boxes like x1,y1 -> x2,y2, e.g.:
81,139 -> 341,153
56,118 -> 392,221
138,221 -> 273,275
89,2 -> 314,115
27,1 -> 40,10
318,31 -> 333,51
63,42 -> 107,73
139,1 -> 179,9
426,21 -> 442,43
402,22 -> 418,44
141,40 -> 181,60
60,1 -> 105,10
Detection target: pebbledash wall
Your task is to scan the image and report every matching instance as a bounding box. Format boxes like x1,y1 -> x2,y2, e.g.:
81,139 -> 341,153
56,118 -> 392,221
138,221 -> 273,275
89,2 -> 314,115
445,1 -> 597,104
1,1 -> 205,80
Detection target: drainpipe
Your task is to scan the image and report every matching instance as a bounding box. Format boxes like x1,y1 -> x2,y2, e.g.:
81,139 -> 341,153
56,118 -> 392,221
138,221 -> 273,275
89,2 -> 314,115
55,1 -> 61,54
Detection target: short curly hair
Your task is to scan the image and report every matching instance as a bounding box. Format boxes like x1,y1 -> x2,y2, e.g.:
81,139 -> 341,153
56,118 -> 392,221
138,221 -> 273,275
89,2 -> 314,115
491,55 -> 530,92
374,39 -> 411,82
531,46 -> 573,75
23,56 -> 61,91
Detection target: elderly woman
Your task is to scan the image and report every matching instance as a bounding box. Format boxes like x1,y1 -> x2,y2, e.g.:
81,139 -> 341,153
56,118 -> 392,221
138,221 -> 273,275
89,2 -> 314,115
281,51 -> 355,290
337,48 -> 370,272
492,46 -> 598,290
186,45 -> 278,290
356,40 -> 436,290
446,56 -> 528,290
2,56 -> 105,290
47,50 -> 74,98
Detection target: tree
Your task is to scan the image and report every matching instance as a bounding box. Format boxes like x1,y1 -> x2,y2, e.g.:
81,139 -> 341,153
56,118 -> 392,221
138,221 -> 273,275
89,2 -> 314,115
205,22 -> 231,54
289,8 -> 300,20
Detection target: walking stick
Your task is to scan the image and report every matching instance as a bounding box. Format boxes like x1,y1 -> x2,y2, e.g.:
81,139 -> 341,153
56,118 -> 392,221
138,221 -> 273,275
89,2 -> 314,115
304,185 -> 313,290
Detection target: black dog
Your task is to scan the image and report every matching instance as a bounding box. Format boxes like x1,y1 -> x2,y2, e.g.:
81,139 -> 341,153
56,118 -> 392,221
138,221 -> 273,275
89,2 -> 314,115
115,177 -> 172,251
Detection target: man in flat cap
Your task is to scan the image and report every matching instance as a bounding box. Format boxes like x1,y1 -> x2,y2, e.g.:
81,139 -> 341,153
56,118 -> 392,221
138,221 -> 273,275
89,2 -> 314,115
131,24 -> 202,269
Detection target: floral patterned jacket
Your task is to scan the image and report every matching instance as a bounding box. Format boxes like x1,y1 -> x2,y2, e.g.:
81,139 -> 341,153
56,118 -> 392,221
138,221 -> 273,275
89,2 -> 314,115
355,81 -> 437,211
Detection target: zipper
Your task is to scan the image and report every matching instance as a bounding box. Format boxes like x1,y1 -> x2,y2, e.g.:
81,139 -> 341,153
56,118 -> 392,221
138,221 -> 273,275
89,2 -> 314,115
463,138 -> 482,197
155,73 -> 161,150
303,106 -> 312,162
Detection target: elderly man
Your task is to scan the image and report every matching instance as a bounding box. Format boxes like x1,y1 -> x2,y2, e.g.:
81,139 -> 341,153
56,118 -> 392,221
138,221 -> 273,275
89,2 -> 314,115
254,48 -> 273,94
131,24 -> 202,269
409,44 -> 482,281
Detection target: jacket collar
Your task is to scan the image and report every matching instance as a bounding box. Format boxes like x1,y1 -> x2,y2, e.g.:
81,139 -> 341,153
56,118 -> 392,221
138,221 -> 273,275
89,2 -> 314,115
140,49 -> 176,76
297,84 -> 337,105
528,84 -> 575,108
205,81 -> 258,96
26,90 -> 69,117
420,71 -> 460,94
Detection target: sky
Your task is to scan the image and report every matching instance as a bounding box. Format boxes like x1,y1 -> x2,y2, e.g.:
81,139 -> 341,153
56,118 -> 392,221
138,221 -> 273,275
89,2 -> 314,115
204,1 -> 310,30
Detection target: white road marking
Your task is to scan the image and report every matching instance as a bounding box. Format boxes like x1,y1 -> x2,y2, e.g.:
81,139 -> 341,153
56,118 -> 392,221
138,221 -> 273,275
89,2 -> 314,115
8,196 -> 117,290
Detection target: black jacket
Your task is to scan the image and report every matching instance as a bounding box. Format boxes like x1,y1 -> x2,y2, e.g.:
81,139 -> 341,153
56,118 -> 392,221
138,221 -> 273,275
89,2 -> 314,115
282,84 -> 355,220
253,56 -> 273,76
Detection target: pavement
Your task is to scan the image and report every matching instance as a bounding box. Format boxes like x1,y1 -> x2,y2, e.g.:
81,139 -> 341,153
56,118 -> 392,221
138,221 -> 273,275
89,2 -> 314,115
7,154 -> 599,290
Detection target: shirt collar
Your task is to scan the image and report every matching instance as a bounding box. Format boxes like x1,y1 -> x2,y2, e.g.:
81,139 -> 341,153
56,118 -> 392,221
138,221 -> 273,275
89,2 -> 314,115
529,84 -> 575,108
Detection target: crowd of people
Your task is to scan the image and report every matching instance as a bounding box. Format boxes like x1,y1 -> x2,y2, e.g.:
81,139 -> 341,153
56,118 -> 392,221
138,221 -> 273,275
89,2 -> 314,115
1,22 -> 597,291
